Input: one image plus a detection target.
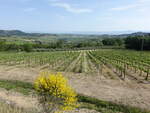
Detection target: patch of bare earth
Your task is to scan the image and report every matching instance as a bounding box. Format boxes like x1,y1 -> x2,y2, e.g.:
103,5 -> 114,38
0,65 -> 39,82
0,88 -> 38,109
67,73 -> 150,110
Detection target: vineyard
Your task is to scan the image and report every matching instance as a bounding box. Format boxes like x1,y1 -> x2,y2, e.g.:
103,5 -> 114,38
0,49 -> 149,82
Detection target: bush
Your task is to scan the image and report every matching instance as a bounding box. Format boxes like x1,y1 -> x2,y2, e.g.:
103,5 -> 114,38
34,72 -> 78,113
22,44 -> 33,52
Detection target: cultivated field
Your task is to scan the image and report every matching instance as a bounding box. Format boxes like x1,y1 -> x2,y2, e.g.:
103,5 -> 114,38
0,49 -> 150,113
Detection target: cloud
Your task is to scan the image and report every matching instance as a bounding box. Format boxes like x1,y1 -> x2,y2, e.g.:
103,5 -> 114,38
51,3 -> 93,14
23,8 -> 36,12
111,0 -> 150,11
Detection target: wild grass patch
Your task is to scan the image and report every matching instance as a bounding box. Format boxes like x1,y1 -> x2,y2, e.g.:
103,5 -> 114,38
0,80 -> 34,95
78,94 -> 150,113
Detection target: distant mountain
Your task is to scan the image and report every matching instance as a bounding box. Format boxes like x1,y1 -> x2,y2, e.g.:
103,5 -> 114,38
71,31 -> 135,35
127,32 -> 150,36
117,32 -> 150,38
0,30 -> 27,36
0,30 -> 56,37
0,30 -> 150,38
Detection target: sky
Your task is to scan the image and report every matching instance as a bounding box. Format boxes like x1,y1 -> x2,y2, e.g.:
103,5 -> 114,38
0,0 -> 150,33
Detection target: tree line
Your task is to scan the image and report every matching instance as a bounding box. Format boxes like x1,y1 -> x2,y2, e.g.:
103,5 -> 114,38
0,36 -> 150,52
125,36 -> 150,50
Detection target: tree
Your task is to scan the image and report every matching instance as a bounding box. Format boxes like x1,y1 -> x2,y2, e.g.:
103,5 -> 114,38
22,43 -> 33,52
125,36 -> 150,50
102,38 -> 124,46
0,39 -> 6,51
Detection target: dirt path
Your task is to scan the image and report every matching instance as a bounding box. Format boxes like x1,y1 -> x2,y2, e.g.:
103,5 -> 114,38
65,51 -> 82,72
0,65 -> 39,82
82,51 -> 89,73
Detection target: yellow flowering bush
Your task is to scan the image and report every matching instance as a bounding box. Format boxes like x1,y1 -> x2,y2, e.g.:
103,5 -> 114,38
34,72 -> 78,113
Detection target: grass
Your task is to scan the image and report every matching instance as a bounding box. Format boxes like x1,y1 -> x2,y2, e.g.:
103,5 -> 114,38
0,80 -> 34,95
78,94 -> 150,113
0,79 -> 150,113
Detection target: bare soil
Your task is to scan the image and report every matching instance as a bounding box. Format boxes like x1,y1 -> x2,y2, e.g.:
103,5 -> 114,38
67,73 -> 150,110
0,88 -> 38,109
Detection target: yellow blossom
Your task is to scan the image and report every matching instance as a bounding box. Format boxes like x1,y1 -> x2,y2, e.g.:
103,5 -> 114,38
34,72 -> 78,113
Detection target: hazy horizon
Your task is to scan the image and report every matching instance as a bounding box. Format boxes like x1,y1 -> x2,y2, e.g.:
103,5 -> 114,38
1,29 -> 150,35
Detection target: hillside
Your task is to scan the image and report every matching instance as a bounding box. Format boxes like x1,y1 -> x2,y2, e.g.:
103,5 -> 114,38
0,30 -> 55,37
0,30 -> 27,36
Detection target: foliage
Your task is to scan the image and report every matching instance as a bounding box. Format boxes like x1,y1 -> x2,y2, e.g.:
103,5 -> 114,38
22,43 -> 33,52
90,49 -> 150,80
0,43 -> 33,52
0,35 -> 125,52
34,72 -> 78,113
125,36 -> 150,50
0,50 -> 149,80
102,38 -> 124,46
0,39 -> 6,51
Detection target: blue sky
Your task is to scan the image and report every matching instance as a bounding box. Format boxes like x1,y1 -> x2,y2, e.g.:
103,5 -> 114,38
0,0 -> 150,33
